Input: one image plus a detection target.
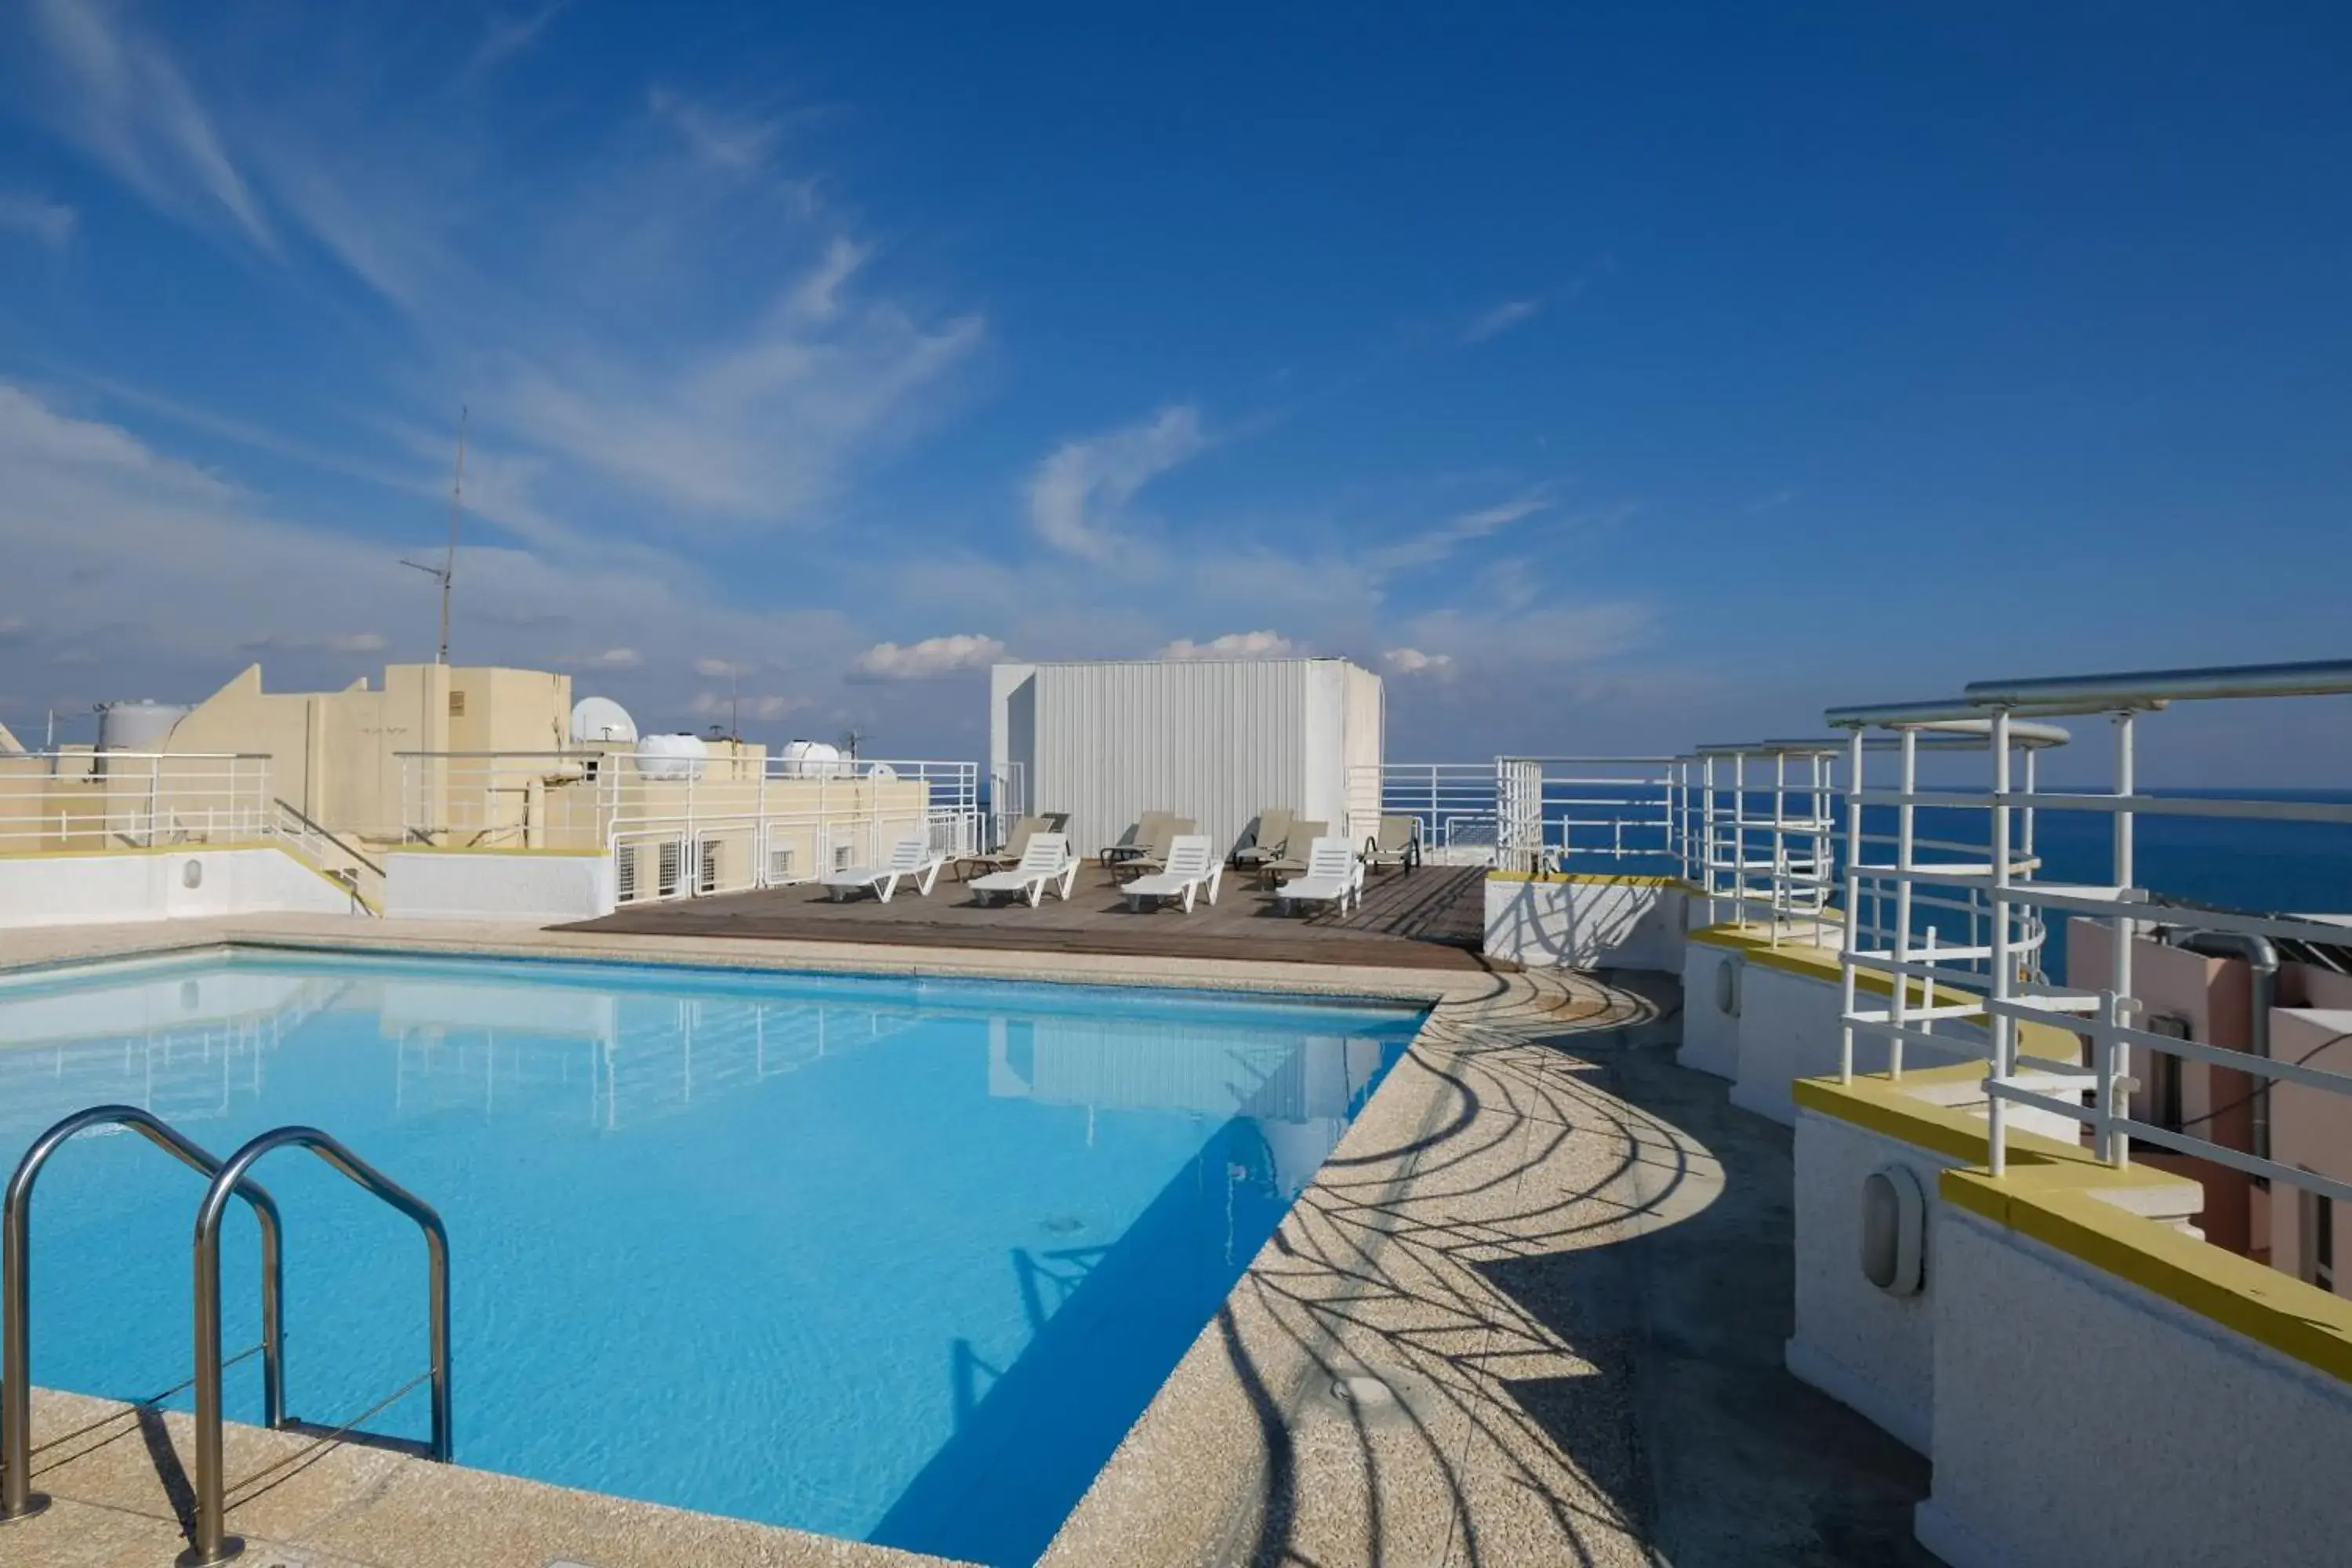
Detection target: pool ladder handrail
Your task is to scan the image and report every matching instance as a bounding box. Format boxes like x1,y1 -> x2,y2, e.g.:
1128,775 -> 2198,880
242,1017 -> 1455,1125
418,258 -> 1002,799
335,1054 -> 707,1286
187,1124 -> 451,1567
2,1105 -> 288,1525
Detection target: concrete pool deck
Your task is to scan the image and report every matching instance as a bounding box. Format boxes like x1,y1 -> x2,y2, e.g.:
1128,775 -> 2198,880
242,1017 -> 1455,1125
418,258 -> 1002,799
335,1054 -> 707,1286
1,916 -> 1933,1566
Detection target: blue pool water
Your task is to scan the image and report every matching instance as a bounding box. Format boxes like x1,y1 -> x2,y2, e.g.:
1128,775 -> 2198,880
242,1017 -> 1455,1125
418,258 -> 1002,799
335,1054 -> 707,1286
0,953 -> 1422,1564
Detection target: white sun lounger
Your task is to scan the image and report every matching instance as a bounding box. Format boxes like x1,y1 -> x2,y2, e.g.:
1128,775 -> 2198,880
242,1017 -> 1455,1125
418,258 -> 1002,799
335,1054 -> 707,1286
1120,834 -> 1221,913
822,833 -> 945,903
1276,836 -> 1363,916
970,833 -> 1079,907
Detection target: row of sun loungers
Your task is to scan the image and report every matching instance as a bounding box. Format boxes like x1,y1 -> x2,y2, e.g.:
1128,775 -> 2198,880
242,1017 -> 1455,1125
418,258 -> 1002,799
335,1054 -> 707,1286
815,806 -> 1417,915
817,826 -> 1369,916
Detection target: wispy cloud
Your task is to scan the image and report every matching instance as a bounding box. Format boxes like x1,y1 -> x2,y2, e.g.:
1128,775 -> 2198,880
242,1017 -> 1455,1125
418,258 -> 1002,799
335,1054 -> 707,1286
852,633 -> 1006,680
1028,405 -> 1208,561
492,242 -> 984,524
579,647 -> 644,670
1461,297 -> 1541,344
1366,492 -> 1550,574
0,193 -> 77,249
1156,630 -> 1298,660
649,86 -> 782,174
470,1 -> 574,77
19,0 -> 272,246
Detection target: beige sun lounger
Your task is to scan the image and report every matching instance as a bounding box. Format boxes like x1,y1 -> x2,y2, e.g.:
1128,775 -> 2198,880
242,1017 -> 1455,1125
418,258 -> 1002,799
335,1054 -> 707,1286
1361,815 -> 1424,873
1107,815 -> 1194,883
1231,808 -> 1296,869
1254,819 -> 1328,884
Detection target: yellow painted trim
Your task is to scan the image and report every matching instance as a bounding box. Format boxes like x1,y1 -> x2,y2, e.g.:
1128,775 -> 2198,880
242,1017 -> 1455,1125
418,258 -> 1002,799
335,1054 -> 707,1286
1485,869 -> 1694,889
1691,923 -> 2082,1065
1795,1070 -> 2352,1386
1943,1170 -> 2352,1384
386,844 -> 608,858
0,840 -> 278,861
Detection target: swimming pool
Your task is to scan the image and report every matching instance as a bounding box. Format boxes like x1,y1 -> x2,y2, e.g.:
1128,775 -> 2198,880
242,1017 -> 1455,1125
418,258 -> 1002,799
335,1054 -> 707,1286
0,949 -> 1422,1565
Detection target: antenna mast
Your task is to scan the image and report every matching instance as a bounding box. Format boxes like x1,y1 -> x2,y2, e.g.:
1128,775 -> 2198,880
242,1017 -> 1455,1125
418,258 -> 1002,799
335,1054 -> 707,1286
401,405 -> 468,666
438,406 -> 466,664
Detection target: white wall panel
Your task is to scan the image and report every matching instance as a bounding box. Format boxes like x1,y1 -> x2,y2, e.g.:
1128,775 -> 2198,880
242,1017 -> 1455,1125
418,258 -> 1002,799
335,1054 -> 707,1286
990,659 -> 1382,858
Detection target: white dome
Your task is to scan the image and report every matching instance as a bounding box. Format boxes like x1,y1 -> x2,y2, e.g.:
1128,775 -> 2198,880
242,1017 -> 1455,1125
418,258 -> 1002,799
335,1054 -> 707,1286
570,696 -> 639,745
633,732 -> 708,782
779,740 -> 844,779
865,761 -> 897,782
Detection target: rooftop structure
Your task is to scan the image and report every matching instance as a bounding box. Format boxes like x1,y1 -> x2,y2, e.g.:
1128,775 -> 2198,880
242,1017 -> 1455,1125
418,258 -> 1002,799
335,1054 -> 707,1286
2,653 -> 2350,1568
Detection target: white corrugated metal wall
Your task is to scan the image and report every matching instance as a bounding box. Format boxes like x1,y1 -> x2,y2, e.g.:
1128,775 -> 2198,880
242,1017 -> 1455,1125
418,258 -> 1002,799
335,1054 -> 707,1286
990,658 -> 1383,859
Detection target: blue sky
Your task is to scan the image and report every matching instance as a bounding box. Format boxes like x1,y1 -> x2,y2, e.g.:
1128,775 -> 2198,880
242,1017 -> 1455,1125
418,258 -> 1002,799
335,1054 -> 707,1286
2,3 -> 2348,779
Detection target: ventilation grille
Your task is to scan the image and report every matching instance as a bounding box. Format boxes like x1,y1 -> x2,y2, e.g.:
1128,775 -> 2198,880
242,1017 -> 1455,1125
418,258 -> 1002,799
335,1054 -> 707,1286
767,846 -> 795,883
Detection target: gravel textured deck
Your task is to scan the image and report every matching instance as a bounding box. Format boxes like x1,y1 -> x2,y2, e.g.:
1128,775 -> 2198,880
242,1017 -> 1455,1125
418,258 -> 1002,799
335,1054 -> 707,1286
0,916 -> 1931,1566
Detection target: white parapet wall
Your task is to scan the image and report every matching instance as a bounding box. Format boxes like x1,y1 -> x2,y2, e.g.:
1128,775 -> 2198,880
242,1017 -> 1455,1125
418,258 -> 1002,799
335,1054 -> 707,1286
1919,1203 -> 2352,1568
1789,1068 -> 2352,1568
1678,927 -> 2058,1129
0,845 -> 362,927
1483,873 -> 1687,971
383,850 -> 615,924
1787,1100 -> 1972,1454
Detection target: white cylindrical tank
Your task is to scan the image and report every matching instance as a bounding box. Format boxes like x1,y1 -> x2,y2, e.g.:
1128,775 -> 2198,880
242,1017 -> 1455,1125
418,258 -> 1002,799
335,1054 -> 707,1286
96,699 -> 191,753
570,696 -> 639,746
633,732 -> 709,782
779,740 -> 842,779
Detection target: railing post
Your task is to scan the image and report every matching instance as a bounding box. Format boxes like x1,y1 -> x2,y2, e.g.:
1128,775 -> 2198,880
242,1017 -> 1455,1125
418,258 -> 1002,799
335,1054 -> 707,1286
1838,731 -> 1864,1082
2095,988 -> 2123,1167
1987,708 -> 2015,1178
1891,728 -> 1918,1077
2110,709 -> 2136,1161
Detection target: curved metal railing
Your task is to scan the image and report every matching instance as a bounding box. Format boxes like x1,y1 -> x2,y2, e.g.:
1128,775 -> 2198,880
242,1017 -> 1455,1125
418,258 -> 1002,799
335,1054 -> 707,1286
187,1125 -> 449,1566
1,1106 -> 285,1524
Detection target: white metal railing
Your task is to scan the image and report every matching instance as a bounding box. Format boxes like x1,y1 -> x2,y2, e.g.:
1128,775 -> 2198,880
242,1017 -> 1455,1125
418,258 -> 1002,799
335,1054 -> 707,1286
1687,742 -> 1842,946
0,752 -> 274,851
1515,755 -> 1690,876
396,750 -> 985,906
1363,763 -> 1507,866
1828,659 -> 2352,1215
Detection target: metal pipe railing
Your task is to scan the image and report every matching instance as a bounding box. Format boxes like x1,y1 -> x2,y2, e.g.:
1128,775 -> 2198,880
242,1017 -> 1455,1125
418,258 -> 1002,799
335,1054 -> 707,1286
2,1106 -> 285,1525
187,1126 -> 449,1566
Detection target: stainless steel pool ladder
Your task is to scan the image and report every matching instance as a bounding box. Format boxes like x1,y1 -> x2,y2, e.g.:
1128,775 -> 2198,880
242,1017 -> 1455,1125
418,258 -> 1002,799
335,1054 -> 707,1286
0,1108 -> 451,1568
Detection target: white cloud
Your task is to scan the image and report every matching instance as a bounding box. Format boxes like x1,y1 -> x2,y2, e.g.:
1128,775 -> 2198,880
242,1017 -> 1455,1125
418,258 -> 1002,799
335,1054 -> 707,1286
583,647 -> 643,670
1382,648 -> 1455,678
1027,405 -> 1207,561
0,194 -> 76,249
687,690 -> 807,722
20,0 -> 272,246
0,382 -> 865,728
692,657 -> 752,678
331,632 -> 389,654
1462,298 -> 1541,344
1156,630 -> 1298,661
853,633 -> 1006,680
1398,603 -> 1653,668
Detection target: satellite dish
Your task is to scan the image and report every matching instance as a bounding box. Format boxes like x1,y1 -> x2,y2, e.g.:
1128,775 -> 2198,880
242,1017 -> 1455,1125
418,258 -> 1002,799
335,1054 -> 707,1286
571,696 -> 639,745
